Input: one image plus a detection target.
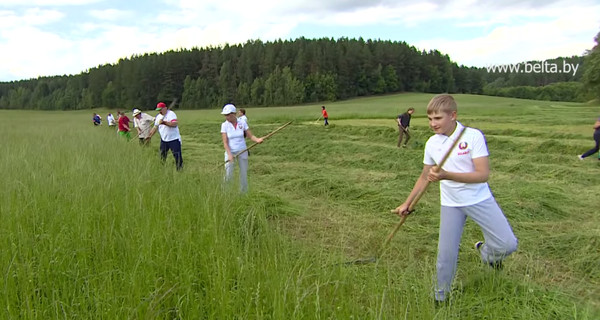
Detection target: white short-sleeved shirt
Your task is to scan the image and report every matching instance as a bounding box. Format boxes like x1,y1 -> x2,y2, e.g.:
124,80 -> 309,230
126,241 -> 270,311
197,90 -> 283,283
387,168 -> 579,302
134,113 -> 155,138
221,120 -> 248,153
423,121 -> 492,207
238,115 -> 248,126
154,110 -> 181,142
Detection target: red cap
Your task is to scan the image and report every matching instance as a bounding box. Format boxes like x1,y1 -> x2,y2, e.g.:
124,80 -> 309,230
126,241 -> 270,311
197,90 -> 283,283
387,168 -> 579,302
156,102 -> 167,110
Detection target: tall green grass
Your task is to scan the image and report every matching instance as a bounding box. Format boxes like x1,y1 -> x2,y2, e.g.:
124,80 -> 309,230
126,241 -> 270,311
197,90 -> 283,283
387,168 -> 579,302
0,94 -> 598,318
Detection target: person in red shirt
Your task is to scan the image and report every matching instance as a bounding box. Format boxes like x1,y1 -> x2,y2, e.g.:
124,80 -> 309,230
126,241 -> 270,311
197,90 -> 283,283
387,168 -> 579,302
321,106 -> 329,126
117,110 -> 131,140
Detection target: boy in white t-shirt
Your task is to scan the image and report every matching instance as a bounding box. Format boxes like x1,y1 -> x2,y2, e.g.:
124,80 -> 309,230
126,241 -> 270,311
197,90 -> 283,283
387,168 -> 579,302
393,94 -> 517,304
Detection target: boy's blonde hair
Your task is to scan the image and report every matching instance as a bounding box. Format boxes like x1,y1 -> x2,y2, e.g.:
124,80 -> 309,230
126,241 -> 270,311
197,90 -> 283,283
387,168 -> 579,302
426,94 -> 457,115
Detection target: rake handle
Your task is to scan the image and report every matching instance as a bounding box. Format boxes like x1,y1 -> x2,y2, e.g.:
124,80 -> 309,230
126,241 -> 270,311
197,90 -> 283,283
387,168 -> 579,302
168,98 -> 177,109
221,121 -> 293,167
394,126 -> 466,212
381,214 -> 407,250
384,127 -> 467,250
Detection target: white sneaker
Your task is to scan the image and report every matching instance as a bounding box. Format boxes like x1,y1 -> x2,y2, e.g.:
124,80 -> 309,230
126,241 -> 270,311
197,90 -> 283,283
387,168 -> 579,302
578,155 -> 584,160
474,241 -> 484,251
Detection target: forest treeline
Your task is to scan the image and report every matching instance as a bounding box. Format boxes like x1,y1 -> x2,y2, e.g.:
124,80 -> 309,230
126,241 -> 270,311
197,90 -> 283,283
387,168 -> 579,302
0,36 -> 596,110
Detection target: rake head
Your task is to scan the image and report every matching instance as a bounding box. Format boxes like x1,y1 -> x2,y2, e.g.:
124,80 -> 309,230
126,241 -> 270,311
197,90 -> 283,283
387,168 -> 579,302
341,256 -> 377,266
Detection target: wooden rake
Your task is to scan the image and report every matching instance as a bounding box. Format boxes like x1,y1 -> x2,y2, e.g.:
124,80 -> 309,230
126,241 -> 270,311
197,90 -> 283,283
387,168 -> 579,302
342,127 -> 467,266
216,121 -> 293,169
130,98 -> 178,143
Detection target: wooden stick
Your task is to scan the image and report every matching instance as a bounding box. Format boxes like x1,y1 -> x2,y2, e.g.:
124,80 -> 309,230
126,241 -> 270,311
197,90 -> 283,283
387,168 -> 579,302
383,126 -> 467,250
168,98 -> 177,109
219,121 -> 293,168
380,214 -> 407,253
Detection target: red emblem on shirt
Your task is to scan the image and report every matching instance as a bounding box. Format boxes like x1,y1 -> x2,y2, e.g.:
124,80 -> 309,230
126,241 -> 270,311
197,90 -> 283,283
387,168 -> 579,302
458,141 -> 468,150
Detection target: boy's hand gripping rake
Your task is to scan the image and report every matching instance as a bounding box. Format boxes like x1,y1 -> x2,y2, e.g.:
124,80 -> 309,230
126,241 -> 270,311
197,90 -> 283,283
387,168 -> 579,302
343,127 -> 466,266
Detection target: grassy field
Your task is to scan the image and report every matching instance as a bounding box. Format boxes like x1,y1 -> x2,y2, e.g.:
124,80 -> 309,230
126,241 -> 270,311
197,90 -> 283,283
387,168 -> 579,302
0,93 -> 598,319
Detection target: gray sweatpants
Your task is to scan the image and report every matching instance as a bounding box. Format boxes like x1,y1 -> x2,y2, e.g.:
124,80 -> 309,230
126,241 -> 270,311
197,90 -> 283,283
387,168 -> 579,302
224,151 -> 249,193
435,196 -> 518,301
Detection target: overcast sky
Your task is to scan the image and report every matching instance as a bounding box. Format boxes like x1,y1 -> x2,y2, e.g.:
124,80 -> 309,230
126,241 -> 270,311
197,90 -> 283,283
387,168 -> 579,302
0,0 -> 598,82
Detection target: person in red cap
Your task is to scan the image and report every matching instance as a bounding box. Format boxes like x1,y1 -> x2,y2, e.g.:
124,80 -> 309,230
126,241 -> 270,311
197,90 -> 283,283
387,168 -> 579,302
147,101 -> 183,170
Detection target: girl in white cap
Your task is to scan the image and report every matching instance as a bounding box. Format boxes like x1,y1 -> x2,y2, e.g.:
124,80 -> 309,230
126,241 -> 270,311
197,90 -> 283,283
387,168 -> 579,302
220,104 -> 264,193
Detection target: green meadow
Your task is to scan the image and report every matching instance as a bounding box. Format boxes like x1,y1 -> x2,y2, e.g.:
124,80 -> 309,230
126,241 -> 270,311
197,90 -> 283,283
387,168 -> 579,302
1,93 -> 598,319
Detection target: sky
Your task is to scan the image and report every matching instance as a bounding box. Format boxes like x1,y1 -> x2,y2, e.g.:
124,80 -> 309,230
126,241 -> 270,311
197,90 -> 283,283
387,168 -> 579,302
0,0 -> 598,82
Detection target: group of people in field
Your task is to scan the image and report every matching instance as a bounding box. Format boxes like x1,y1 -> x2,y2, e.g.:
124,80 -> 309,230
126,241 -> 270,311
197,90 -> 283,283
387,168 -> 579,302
90,94 -> 598,305
93,104 -> 184,171
92,103 -> 258,185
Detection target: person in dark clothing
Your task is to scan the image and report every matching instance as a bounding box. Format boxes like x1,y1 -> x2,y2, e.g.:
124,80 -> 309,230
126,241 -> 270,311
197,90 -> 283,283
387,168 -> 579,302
397,107 -> 414,147
578,115 -> 600,160
92,113 -> 101,126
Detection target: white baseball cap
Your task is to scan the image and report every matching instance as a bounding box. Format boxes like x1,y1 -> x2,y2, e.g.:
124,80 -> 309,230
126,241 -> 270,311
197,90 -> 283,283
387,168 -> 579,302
221,104 -> 236,115
132,108 -> 141,116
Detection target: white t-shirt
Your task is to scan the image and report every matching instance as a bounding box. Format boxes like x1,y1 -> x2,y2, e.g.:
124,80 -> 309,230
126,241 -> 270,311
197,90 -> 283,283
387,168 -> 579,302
107,114 -> 115,126
238,115 -> 248,126
221,120 -> 248,154
154,110 -> 181,142
423,121 -> 492,207
134,113 -> 155,138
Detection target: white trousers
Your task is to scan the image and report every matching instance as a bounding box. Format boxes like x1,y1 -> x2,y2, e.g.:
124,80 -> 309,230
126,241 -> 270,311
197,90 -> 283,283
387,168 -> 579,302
435,196 -> 518,301
224,151 -> 249,193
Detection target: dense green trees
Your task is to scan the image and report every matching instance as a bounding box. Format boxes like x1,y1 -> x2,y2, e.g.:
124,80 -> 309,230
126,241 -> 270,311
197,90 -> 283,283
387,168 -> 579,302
0,38 -> 481,110
483,82 -> 584,102
0,35 -> 595,110
480,55 -> 588,102
582,31 -> 600,101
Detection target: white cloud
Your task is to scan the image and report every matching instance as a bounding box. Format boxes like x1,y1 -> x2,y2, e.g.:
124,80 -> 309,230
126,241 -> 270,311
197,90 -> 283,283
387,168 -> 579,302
414,4 -> 600,67
88,9 -> 131,21
0,0 -> 102,6
0,26 -> 74,79
0,8 -> 63,29
0,0 -> 598,81
304,2 -> 438,27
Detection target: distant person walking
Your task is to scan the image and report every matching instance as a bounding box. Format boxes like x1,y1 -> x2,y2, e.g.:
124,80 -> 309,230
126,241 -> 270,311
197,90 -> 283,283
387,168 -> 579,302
577,115 -> 600,160
393,94 -> 517,304
221,104 -> 264,193
322,106 -> 329,126
107,113 -> 116,127
237,108 -> 249,126
148,102 -> 183,170
397,107 -> 414,148
237,108 -> 250,152
132,108 -> 155,145
117,111 -> 131,140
